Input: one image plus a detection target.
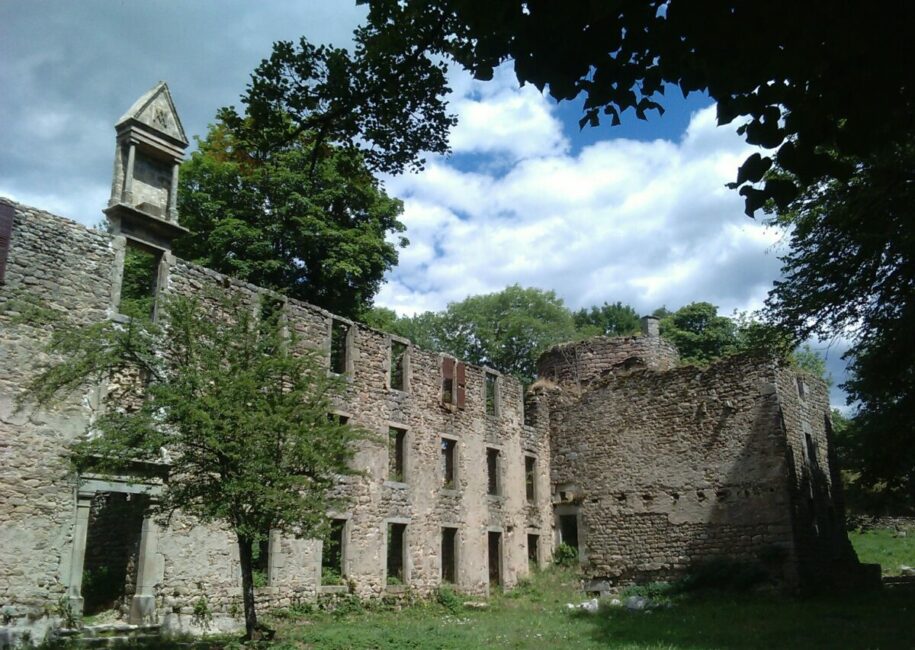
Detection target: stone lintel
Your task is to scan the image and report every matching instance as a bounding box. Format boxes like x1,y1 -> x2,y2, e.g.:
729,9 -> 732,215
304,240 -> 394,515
116,121 -> 186,162
105,203 -> 189,251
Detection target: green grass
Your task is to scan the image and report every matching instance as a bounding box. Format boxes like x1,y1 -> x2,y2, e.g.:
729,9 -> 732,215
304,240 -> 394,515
849,527 -> 915,576
260,567 -> 915,650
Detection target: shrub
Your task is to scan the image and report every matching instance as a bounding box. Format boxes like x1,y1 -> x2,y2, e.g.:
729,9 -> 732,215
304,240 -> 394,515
553,543 -> 578,567
436,585 -> 463,613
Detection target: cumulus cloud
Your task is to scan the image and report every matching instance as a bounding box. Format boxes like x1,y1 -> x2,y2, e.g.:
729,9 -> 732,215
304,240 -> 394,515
378,70 -> 780,322
447,65 -> 568,160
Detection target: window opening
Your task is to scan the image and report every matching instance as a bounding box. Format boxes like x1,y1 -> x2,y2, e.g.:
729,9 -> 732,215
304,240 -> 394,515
796,376 -> 807,399
390,340 -> 407,390
322,519 -> 346,585
805,433 -> 817,467
327,413 -> 349,426
485,372 -> 498,415
259,295 -> 285,353
389,427 -> 407,482
329,319 -> 349,374
441,357 -> 455,405
252,534 -> 270,588
488,531 -> 502,586
441,527 -> 457,584
559,514 -> 579,550
441,438 -> 456,489
81,492 -> 148,616
119,242 -> 160,320
486,448 -> 500,495
386,523 -> 407,585
527,534 -> 540,569
525,456 -> 536,502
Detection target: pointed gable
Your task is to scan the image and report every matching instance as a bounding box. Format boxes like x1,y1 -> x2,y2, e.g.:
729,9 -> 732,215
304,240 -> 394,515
116,81 -> 188,145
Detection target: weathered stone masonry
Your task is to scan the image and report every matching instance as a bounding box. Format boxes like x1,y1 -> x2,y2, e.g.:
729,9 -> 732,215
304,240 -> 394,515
538,335 -> 867,592
0,83 -> 868,645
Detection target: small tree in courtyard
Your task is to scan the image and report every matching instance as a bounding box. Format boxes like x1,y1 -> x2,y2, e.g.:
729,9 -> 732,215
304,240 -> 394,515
24,289 -> 366,640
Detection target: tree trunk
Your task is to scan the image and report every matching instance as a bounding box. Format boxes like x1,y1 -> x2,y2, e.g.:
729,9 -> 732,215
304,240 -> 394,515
236,533 -> 258,640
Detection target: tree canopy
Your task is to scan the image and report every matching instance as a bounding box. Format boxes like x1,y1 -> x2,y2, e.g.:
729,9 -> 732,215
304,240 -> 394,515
369,285 -> 581,385
368,290 -> 828,386
176,119 -> 406,320
764,138 -> 915,509
573,301 -> 641,338
361,0 -> 915,214
26,291 -> 365,639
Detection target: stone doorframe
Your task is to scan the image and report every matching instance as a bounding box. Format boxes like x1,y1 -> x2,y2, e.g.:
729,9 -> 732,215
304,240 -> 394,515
66,474 -> 163,624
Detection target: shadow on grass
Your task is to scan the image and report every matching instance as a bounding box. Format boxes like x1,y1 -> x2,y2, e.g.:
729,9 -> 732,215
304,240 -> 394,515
582,589 -> 915,650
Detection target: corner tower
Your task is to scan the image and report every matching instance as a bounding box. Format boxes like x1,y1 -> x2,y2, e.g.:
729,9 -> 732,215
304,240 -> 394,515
104,81 -> 188,251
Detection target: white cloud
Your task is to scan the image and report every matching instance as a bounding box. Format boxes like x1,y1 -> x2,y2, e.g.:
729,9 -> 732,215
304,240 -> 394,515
448,65 -> 568,159
380,71 -> 778,324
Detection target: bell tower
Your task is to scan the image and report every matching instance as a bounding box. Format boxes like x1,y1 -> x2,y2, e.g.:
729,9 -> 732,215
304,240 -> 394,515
104,81 -> 189,251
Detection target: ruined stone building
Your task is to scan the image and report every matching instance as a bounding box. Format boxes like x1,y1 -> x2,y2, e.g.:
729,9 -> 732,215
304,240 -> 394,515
0,84 -> 867,644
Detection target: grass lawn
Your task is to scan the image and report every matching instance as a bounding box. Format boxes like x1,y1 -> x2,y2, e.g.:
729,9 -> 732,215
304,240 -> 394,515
260,568 -> 915,650
848,527 -> 915,576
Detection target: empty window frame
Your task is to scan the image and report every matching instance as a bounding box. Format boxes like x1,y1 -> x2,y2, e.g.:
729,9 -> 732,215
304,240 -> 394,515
485,372 -> 498,416
390,340 -> 408,391
527,534 -> 540,569
441,358 -> 467,407
327,413 -> 350,426
488,531 -> 502,586
486,447 -> 501,496
389,427 -> 407,483
441,527 -> 458,584
525,455 -> 537,502
252,534 -> 270,587
796,376 -> 807,399
329,319 -> 350,374
805,433 -> 817,467
441,438 -> 457,489
386,522 -> 407,585
322,519 -> 347,585
559,514 -> 579,550
119,242 -> 161,320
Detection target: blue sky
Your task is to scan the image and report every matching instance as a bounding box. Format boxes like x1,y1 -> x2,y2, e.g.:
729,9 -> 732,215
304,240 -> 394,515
0,1 -> 850,407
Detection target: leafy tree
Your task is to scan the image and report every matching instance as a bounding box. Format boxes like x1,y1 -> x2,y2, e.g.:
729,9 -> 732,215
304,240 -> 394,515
25,291 -> 365,640
764,138 -> 915,508
658,302 -> 738,366
176,120 -> 406,319
370,286 -> 580,384
236,36 -> 455,176
361,0 -> 914,213
573,302 -> 641,337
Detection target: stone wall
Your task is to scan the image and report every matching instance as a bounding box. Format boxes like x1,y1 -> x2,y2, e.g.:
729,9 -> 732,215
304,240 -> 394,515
0,200 -> 552,641
548,352 -> 820,587
773,366 -> 861,587
0,199 -> 116,642
538,333 -> 680,388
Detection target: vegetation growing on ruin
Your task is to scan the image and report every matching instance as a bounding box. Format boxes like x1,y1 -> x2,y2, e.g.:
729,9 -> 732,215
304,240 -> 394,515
24,289 -> 367,641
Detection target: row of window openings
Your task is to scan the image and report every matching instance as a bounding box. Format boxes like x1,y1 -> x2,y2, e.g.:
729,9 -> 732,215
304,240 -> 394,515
256,522 -> 545,589
386,525 -> 542,587
120,257 -> 499,416
390,428 -> 537,501
332,320 -> 500,415
119,252 -> 500,415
